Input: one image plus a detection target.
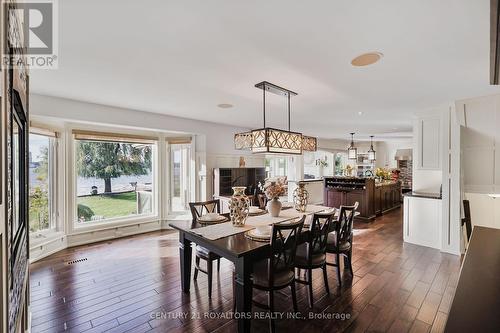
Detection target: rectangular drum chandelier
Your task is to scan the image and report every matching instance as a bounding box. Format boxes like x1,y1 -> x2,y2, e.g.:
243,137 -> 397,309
234,81 -> 317,155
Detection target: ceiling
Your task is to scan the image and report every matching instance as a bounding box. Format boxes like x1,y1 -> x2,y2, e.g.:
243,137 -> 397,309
31,0 -> 500,140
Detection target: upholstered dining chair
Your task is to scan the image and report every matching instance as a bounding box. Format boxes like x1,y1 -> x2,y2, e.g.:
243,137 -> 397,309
188,199 -> 223,298
294,211 -> 334,308
232,216 -> 305,333
326,203 -> 357,287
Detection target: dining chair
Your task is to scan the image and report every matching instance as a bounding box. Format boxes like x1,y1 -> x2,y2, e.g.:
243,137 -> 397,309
255,216 -> 305,332
462,199 -> 472,242
326,203 -> 357,287
189,199 -> 223,298
257,193 -> 268,209
232,216 -> 305,333
294,211 -> 334,308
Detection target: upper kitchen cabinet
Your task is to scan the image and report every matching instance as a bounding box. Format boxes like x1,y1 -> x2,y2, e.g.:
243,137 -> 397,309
416,115 -> 441,170
456,95 -> 499,193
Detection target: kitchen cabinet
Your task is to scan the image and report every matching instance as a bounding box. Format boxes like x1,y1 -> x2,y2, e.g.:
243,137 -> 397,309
324,177 -> 401,221
403,195 -> 442,249
417,116 -> 441,170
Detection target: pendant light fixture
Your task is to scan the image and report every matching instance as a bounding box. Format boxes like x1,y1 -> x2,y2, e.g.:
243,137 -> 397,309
368,135 -> 376,161
347,132 -> 357,159
234,81 -> 317,154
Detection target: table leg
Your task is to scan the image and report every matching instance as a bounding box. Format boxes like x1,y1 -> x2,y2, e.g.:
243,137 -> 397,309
235,257 -> 253,333
179,232 -> 192,293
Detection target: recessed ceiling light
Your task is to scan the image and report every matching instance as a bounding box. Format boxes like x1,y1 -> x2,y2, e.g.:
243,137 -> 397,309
358,111 -> 363,116
217,103 -> 233,109
351,52 -> 384,67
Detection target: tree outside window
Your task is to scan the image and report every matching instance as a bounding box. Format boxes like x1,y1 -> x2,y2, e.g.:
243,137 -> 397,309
75,139 -> 154,223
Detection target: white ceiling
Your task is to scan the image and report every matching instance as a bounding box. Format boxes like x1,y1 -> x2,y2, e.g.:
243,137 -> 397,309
31,0 -> 500,140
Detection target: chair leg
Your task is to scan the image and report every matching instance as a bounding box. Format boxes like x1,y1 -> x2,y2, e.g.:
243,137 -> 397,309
307,269 -> 314,309
193,256 -> 200,280
348,249 -> 354,276
290,282 -> 298,313
336,253 -> 342,287
207,259 -> 213,298
269,291 -> 275,333
322,264 -> 330,295
217,258 -> 221,272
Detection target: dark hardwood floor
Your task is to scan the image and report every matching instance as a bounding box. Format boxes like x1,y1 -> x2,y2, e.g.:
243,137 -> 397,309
29,208 -> 461,333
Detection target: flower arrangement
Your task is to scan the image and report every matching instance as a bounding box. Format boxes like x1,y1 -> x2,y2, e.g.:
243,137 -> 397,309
259,180 -> 286,199
375,167 -> 392,180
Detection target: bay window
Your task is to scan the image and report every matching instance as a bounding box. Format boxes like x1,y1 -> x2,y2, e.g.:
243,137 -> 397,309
73,131 -> 157,225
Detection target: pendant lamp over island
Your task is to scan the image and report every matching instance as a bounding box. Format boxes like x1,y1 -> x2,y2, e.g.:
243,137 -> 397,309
347,132 -> 357,160
368,135 -> 376,161
234,81 -> 317,155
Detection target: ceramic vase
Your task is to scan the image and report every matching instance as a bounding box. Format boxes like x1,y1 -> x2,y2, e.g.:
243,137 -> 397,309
293,182 -> 309,212
229,186 -> 249,227
266,197 -> 282,217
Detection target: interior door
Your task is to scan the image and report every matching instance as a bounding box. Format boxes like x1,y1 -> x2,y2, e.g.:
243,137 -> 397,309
169,143 -> 192,214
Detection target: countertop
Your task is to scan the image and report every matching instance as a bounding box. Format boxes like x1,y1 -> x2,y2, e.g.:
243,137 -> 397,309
403,191 -> 442,200
375,180 -> 400,187
445,226 -> 500,332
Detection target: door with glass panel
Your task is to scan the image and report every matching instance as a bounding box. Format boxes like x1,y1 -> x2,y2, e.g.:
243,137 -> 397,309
169,143 -> 192,214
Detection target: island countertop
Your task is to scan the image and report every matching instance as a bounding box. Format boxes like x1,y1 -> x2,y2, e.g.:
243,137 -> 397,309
403,191 -> 441,200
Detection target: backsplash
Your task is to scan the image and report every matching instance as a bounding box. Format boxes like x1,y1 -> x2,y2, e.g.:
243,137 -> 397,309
398,160 -> 413,188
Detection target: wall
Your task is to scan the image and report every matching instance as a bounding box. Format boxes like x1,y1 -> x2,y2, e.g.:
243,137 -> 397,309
456,94 -> 500,229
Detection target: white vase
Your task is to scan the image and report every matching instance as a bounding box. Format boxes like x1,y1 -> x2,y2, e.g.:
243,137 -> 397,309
229,186 -> 249,227
293,182 -> 309,212
266,197 -> 282,217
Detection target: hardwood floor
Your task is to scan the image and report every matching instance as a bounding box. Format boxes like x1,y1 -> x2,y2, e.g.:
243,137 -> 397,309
29,208 -> 461,333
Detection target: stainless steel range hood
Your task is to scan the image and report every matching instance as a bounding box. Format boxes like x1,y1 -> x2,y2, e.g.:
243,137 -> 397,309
395,149 -> 413,161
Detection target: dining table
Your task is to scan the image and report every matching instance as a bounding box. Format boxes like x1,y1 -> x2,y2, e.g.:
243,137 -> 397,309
168,204 -> 340,333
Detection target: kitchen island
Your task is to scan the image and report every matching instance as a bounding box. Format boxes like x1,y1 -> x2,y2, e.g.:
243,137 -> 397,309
323,177 -> 401,221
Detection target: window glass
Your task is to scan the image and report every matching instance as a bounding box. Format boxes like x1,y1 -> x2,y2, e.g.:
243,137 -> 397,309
265,156 -> 287,178
334,152 -> 348,176
303,151 -> 335,179
29,133 -> 53,233
75,138 -> 155,224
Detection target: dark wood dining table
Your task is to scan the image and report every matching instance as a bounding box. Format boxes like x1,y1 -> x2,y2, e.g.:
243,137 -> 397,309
169,206 -> 338,333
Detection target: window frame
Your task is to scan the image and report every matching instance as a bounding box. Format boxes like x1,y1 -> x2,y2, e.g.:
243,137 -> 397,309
71,129 -> 159,230
28,130 -> 59,237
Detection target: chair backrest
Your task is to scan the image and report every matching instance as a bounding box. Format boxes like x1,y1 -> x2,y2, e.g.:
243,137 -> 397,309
305,212 -> 334,262
257,193 -> 268,209
462,199 -> 472,242
189,199 -> 221,221
336,203 -> 357,245
268,216 -> 305,285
